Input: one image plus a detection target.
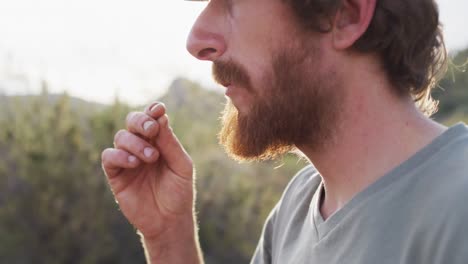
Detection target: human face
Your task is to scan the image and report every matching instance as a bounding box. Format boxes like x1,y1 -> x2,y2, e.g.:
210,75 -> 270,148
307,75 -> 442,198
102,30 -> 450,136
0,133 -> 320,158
186,0 -> 342,161
186,0 -> 303,111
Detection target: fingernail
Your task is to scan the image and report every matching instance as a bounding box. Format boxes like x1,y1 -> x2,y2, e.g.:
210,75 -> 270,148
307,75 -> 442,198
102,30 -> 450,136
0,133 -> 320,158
150,103 -> 165,113
144,147 -> 154,157
128,155 -> 137,163
150,104 -> 159,112
143,121 -> 154,131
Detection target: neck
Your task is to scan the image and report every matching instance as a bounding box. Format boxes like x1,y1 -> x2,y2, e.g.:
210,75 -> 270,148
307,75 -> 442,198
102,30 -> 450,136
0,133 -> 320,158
298,74 -> 446,220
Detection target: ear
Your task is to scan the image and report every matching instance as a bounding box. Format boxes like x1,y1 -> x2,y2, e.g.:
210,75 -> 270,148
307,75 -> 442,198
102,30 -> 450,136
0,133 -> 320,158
331,0 -> 376,50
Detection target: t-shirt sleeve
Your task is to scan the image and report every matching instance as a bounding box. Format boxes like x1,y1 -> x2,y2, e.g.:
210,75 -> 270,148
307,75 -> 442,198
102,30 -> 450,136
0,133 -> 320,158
250,203 -> 278,264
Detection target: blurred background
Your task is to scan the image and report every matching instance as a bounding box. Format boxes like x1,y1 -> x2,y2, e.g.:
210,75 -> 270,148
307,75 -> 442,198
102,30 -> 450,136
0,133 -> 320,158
0,0 -> 467,263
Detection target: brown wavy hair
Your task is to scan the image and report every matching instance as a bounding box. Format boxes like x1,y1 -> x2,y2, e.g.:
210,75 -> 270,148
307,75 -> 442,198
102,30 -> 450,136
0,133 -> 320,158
286,0 -> 448,116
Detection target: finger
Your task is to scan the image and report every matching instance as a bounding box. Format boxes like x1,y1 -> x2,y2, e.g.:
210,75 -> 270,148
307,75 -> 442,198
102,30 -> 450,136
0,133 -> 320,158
101,148 -> 141,178
126,111 -> 160,139
154,114 -> 193,178
144,102 -> 167,120
114,130 -> 160,163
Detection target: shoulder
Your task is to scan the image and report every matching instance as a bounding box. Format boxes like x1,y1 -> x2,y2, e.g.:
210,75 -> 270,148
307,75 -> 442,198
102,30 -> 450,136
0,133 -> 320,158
423,124 -> 468,198
413,123 -> 468,197
264,164 -> 321,224
412,124 -> 468,229
267,164 -> 321,230
286,164 -> 321,192
414,161 -> 468,263
279,165 -> 322,207
251,165 -> 321,262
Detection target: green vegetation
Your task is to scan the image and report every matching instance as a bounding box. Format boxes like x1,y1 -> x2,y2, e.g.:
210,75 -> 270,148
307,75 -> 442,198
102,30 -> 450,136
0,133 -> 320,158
0,79 -> 305,263
433,48 -> 468,123
0,47 -> 467,263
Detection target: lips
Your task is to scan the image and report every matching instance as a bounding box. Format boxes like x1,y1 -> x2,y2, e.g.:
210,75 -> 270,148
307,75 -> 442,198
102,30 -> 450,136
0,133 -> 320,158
224,84 -> 232,96
221,82 -> 231,88
218,81 -> 232,96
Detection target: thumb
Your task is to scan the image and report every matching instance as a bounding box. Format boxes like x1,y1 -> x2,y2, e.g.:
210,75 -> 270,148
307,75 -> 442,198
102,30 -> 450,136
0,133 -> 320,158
155,114 -> 193,178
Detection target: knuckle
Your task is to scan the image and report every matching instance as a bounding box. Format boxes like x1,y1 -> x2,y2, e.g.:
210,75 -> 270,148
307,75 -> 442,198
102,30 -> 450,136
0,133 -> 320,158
101,148 -> 113,165
125,111 -> 137,124
138,114 -> 150,127
101,149 -> 108,163
128,112 -> 152,132
114,129 -> 127,143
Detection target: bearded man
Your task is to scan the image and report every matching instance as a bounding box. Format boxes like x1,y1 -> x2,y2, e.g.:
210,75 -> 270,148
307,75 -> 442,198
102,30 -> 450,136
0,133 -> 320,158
101,0 -> 468,263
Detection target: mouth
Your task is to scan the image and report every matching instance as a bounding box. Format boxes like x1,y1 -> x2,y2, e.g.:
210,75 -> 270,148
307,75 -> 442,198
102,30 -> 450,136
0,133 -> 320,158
219,81 -> 231,88
225,84 -> 233,96
217,81 -> 232,95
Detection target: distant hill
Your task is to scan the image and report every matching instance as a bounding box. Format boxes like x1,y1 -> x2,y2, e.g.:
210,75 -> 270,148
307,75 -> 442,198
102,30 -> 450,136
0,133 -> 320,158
0,93 -> 106,117
158,78 -> 225,123
0,78 -> 223,116
1,46 -> 467,126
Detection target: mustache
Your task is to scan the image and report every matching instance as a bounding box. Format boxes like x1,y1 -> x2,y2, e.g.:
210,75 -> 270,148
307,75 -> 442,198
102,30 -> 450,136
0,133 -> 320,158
212,60 -> 252,92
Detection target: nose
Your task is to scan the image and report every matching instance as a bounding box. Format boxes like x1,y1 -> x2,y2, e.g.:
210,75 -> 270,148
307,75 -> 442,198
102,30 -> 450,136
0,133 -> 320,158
186,6 -> 227,61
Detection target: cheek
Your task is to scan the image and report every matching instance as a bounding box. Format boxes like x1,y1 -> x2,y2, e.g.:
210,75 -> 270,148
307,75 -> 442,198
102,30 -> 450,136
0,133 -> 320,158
231,40 -> 273,85
240,61 -> 269,93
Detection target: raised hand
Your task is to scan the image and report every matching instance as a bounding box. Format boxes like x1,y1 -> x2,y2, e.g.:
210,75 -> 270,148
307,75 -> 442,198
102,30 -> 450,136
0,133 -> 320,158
101,102 -> 195,240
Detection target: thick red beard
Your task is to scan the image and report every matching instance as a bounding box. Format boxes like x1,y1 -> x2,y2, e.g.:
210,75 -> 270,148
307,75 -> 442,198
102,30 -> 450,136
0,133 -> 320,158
219,98 -> 296,161
217,48 -> 342,162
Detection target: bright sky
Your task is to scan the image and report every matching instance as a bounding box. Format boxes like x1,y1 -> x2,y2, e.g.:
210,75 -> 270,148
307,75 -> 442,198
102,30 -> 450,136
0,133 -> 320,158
0,0 -> 467,106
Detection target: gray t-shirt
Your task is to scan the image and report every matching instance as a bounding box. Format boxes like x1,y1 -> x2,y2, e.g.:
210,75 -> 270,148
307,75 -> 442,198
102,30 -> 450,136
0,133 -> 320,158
251,123 -> 468,264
